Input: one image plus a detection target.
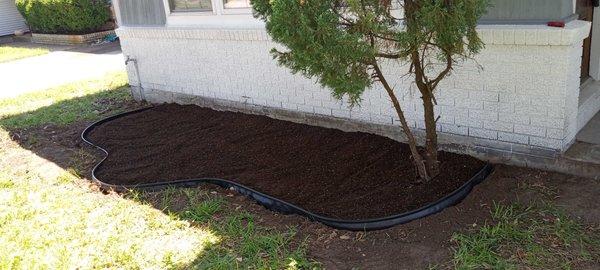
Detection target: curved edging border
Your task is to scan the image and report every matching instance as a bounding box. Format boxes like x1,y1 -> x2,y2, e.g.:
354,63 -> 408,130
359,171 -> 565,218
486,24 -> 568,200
81,107 -> 495,231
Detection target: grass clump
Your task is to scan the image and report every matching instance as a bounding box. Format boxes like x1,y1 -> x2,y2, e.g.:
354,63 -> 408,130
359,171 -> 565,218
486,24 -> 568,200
136,188 -> 320,269
0,46 -> 49,63
182,197 -> 225,223
452,202 -> 599,269
191,211 -> 316,270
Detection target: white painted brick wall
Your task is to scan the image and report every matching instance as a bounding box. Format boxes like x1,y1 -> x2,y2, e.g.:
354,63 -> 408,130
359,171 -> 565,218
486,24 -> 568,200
117,20 -> 591,152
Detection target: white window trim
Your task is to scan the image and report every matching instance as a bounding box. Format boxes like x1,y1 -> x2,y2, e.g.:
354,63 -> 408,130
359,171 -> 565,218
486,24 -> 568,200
162,0 -> 260,28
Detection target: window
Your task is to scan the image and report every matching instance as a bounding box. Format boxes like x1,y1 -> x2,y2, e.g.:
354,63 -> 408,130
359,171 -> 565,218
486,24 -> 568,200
169,0 -> 213,11
223,0 -> 250,9
165,0 -> 253,18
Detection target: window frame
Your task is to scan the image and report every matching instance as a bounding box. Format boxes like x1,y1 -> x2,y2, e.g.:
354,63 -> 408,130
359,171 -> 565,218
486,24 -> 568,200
168,0 -> 214,13
221,0 -> 252,13
163,0 -> 252,17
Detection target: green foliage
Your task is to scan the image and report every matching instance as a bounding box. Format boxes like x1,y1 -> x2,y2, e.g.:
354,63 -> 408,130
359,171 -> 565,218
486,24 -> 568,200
401,0 -> 487,59
253,0 -> 376,104
251,0 -> 488,105
253,0 -> 489,180
15,0 -> 111,34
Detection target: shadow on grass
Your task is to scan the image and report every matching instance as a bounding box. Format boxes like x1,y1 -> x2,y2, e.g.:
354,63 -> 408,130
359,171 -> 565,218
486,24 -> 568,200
123,186 -> 316,269
0,87 -> 140,174
0,85 -> 319,268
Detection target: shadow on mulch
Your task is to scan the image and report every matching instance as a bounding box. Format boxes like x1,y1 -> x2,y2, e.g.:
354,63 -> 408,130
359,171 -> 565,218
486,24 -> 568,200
2,94 -> 599,269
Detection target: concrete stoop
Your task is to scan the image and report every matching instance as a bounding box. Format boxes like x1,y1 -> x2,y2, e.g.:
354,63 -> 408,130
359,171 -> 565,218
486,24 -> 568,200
465,143 -> 599,180
564,142 -> 600,164
562,111 -> 600,179
553,152 -> 599,180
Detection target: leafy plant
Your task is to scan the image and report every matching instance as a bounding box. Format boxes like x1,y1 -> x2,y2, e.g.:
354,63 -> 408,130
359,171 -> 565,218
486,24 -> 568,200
15,0 -> 111,34
251,0 -> 488,181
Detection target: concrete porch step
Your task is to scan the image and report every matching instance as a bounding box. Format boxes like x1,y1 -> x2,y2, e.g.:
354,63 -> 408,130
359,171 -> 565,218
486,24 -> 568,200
576,110 -> 600,145
562,111 -> 600,179
564,142 -> 600,165
561,145 -> 600,179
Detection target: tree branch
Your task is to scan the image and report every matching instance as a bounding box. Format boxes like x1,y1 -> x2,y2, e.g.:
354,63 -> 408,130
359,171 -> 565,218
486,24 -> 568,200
429,52 -> 453,90
376,52 -> 401,59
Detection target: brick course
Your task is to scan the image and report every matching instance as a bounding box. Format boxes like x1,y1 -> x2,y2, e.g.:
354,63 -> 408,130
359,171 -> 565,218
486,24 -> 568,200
32,30 -> 115,45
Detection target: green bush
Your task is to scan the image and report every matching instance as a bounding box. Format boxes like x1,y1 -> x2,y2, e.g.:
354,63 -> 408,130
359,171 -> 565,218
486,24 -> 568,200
15,0 -> 111,34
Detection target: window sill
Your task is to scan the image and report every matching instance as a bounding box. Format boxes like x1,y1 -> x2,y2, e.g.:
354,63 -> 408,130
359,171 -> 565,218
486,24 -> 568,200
166,12 -> 264,29
170,11 -> 214,16
221,7 -> 252,15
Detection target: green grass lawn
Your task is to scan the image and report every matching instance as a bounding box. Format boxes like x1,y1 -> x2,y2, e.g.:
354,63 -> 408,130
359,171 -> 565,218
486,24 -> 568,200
0,46 -> 49,63
0,72 -> 319,269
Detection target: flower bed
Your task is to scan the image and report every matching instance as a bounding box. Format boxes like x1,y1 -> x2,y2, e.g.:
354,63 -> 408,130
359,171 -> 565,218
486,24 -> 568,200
83,104 -> 493,230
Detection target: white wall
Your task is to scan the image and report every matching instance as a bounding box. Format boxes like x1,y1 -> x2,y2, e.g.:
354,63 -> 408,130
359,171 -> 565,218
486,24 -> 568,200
117,20 -> 591,153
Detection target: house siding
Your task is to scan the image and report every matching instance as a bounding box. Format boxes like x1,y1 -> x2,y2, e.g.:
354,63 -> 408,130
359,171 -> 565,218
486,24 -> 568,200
117,21 -> 590,154
118,0 -> 166,26
0,0 -> 27,36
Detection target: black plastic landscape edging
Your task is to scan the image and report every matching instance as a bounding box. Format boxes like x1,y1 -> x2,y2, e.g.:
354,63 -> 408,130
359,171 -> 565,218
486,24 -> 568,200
81,107 -> 494,231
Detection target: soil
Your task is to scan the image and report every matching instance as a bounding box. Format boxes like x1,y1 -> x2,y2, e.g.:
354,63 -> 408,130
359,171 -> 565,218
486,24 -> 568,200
87,104 -> 486,220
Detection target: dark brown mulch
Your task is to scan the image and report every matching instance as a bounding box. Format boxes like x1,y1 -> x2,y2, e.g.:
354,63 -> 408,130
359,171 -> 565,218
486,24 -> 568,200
87,104 -> 486,220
